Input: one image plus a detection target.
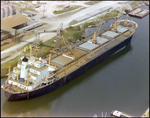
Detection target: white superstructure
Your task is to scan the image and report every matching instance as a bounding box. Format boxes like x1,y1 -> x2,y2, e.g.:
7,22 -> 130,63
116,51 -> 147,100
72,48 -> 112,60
8,56 -> 57,91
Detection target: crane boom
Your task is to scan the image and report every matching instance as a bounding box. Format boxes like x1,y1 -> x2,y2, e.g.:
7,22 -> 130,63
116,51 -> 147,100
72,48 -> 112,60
33,22 -> 73,56
33,23 -> 63,48
92,13 -> 106,44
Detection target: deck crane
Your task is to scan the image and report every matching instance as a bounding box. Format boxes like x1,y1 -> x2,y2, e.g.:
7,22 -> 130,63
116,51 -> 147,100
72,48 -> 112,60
112,12 -> 123,32
92,12 -> 107,44
60,31 -> 74,56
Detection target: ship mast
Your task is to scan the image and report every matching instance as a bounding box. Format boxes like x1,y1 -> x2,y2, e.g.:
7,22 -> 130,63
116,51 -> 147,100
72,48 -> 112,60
17,71 -> 20,80
126,14 -> 129,25
5,62 -> 11,84
113,12 -> 123,32
34,48 -> 39,62
27,72 -> 29,86
92,13 -> 106,44
49,53 -> 51,65
18,55 -> 21,65
30,45 -> 32,58
8,62 -> 11,80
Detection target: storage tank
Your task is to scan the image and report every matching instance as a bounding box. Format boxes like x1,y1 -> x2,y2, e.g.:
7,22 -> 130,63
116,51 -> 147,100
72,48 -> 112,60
1,8 -> 5,19
4,7 -> 9,17
20,57 -> 28,82
9,6 -> 14,16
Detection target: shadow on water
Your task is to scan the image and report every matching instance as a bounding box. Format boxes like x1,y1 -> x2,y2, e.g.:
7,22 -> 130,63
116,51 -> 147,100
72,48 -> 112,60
78,44 -> 132,79
2,81 -> 78,115
2,44 -> 132,115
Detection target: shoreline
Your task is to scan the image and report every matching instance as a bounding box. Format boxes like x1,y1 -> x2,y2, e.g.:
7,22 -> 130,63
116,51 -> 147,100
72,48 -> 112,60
142,108 -> 149,117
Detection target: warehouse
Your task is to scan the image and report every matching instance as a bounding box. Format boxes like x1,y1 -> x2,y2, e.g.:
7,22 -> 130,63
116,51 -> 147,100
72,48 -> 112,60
1,13 -> 30,41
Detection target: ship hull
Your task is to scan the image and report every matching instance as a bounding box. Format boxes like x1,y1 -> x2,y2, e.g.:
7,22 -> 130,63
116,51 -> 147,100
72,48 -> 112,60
5,35 -> 133,101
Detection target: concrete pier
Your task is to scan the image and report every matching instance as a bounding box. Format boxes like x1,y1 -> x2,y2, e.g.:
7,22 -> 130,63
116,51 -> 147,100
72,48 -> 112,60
129,8 -> 149,18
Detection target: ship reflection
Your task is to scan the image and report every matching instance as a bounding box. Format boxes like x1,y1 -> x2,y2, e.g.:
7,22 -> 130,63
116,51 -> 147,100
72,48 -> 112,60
2,45 -> 132,116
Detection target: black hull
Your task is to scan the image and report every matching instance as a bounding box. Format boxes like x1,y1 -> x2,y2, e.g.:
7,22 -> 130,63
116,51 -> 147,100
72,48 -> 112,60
5,35 -> 133,101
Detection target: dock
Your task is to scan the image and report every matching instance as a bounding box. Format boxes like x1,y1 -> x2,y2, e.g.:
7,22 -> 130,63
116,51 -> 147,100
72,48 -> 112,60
111,110 -> 132,117
129,8 -> 149,18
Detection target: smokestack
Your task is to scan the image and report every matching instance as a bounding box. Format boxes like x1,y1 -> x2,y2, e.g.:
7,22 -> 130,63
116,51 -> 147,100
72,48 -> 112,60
20,56 -> 28,82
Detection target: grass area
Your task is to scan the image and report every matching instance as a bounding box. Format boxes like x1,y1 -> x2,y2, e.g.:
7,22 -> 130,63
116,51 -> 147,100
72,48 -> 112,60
84,1 -> 101,5
69,10 -> 119,26
98,10 -> 119,20
14,2 -> 21,7
20,8 -> 39,13
37,1 -> 46,5
64,26 -> 82,43
1,56 -> 19,78
53,5 -> 81,14
130,1 -> 144,8
40,16 -> 47,19
58,7 -> 85,17
69,20 -> 79,26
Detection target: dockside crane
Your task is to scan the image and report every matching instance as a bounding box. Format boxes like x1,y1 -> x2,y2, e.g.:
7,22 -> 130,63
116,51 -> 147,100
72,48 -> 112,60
33,23 -> 63,48
33,23 -> 74,56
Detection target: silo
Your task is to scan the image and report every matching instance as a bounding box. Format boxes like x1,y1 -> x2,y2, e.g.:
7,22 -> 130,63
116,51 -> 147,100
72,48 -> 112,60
9,6 -> 13,16
8,7 -> 10,16
4,7 -> 9,17
1,8 -> 5,19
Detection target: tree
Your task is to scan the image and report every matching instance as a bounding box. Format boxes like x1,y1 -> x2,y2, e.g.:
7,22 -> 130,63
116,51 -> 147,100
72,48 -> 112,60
73,32 -> 82,41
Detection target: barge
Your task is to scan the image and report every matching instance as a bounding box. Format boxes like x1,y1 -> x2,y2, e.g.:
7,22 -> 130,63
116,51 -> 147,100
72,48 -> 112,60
129,8 -> 149,18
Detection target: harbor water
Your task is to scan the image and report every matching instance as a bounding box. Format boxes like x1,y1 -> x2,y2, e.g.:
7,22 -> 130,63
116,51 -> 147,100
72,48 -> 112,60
1,5 -> 149,117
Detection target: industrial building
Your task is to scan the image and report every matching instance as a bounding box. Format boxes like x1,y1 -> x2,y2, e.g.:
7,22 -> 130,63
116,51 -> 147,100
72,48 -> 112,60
1,13 -> 30,41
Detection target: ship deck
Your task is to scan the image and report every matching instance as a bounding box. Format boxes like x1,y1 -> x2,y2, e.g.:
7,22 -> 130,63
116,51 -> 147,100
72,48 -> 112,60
54,21 -> 136,79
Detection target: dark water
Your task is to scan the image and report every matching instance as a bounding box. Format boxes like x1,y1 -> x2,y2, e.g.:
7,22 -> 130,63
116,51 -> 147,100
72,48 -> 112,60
1,5 -> 149,117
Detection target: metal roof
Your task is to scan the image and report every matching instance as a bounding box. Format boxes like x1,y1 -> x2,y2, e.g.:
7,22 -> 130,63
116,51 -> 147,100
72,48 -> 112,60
102,31 -> 119,39
116,25 -> 128,33
1,13 -> 29,28
51,55 -> 73,67
79,42 -> 99,51
96,36 -> 109,45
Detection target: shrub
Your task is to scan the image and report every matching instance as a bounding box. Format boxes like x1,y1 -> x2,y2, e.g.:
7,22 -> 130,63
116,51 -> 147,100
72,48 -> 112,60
73,32 -> 82,41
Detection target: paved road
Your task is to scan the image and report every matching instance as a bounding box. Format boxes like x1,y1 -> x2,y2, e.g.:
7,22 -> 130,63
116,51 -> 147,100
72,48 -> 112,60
1,1 -> 121,63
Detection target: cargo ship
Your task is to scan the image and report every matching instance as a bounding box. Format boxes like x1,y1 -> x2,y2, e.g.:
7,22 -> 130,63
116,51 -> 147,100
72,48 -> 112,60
1,16 -> 138,101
